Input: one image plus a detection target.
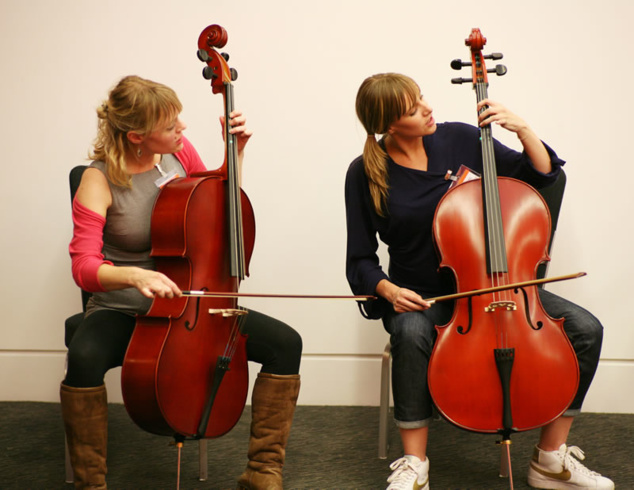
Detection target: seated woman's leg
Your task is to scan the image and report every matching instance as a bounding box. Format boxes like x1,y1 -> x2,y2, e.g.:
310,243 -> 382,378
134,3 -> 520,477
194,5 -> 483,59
538,288 -> 603,414
61,309 -> 135,488
237,309 -> 303,490
383,302 -> 451,428
241,308 -> 302,375
65,309 -> 136,388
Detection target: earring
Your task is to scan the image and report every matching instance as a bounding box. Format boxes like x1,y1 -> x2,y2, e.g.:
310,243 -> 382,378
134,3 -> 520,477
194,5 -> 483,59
137,147 -> 142,157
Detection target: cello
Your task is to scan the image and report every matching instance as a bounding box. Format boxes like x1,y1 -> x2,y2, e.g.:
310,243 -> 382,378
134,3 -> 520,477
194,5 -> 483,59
121,24 -> 253,442
427,28 -> 579,480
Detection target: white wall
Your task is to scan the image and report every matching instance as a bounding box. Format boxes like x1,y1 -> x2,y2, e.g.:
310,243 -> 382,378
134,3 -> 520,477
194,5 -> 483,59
1,0 -> 632,413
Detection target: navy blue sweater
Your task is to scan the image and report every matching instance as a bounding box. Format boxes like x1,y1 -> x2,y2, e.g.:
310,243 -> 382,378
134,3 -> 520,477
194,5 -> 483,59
344,122 -> 564,318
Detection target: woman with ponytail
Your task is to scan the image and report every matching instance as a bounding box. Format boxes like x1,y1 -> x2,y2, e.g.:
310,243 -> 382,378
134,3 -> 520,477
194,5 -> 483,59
344,73 -> 611,490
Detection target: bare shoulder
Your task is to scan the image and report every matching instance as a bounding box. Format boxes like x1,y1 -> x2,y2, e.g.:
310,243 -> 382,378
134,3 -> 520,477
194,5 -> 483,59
74,167 -> 112,217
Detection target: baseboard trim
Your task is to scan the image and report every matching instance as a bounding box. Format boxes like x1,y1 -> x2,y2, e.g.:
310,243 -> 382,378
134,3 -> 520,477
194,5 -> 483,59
0,352 -> 630,413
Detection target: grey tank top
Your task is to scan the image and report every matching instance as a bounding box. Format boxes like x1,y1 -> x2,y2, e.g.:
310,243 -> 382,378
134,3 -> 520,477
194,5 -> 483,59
86,154 -> 186,317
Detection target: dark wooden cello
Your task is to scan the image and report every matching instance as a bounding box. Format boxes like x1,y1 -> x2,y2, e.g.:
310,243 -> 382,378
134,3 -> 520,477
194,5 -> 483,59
121,24 -> 253,442
427,28 -> 579,478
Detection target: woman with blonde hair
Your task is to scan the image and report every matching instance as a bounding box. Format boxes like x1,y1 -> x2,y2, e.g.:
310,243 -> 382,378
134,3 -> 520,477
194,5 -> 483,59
345,72 -> 612,490
64,75 -> 302,489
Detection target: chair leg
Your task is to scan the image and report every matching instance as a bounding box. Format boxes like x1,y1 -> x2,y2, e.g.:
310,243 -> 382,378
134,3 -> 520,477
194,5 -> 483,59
198,439 -> 208,481
378,341 -> 392,459
64,435 -> 74,483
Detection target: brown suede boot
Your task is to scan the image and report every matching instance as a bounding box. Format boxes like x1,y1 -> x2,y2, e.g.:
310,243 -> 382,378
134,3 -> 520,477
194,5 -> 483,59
237,373 -> 301,490
60,383 -> 108,489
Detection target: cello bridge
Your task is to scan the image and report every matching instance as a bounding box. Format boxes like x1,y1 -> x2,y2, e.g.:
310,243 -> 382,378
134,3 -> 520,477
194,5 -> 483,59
485,301 -> 517,312
208,308 -> 249,317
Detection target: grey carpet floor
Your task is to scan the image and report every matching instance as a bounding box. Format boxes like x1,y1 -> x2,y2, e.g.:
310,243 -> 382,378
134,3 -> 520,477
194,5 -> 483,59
0,403 -> 631,489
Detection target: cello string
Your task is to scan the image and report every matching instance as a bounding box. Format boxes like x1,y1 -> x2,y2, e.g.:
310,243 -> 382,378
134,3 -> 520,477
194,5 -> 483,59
479,86 -> 507,285
222,316 -> 240,359
226,317 -> 242,359
223,308 -> 248,361
476,81 -> 501,291
482,83 -> 513,349
225,82 -> 245,281
476,70 -> 510,348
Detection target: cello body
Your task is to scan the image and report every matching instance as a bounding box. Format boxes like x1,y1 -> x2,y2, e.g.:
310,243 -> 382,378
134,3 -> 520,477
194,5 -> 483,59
427,28 -> 579,436
429,177 -> 578,432
122,176 -> 254,438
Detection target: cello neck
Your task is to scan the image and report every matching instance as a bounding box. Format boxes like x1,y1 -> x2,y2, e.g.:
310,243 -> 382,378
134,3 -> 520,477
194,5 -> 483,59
468,30 -> 508,275
224,82 -> 247,280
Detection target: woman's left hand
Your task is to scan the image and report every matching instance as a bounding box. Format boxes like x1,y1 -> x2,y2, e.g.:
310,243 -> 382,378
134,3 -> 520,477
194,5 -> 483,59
477,98 -> 552,174
220,110 -> 253,154
477,99 -> 529,135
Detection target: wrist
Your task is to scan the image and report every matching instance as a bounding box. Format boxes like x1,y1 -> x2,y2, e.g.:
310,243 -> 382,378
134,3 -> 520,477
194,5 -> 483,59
377,279 -> 399,304
517,127 -> 535,142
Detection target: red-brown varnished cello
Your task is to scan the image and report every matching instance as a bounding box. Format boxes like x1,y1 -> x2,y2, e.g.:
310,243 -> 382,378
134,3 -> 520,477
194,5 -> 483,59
427,28 -> 580,481
121,24 -> 253,442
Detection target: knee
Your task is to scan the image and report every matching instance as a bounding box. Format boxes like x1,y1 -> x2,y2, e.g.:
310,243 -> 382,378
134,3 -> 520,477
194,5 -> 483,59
66,342 -> 100,371
269,324 -> 303,375
390,313 -> 435,351
564,308 -> 604,359
285,327 -> 303,363
568,308 -> 604,343
65,342 -> 107,388
585,316 -> 604,345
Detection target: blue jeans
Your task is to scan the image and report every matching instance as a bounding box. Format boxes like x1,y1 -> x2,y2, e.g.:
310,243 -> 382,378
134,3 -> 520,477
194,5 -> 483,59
382,289 -> 603,428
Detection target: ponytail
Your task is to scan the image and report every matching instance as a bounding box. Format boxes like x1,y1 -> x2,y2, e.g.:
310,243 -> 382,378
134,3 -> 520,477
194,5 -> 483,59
355,73 -> 421,216
362,134 -> 389,217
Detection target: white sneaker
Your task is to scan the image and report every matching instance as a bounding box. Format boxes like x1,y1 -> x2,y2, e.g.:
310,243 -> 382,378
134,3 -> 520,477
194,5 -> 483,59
527,444 -> 614,489
386,455 -> 429,490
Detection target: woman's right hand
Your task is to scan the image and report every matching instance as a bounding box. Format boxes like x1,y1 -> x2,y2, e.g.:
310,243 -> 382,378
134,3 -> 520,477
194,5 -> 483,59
128,268 -> 182,299
376,279 -> 431,313
97,264 -> 182,299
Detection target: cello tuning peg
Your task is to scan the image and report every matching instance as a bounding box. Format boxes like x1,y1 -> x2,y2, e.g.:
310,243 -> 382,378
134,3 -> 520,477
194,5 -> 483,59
451,58 -> 471,70
487,64 -> 507,76
221,52 -> 230,61
230,67 -> 238,82
202,66 -> 218,81
197,49 -> 209,62
451,77 -> 472,84
484,52 -> 504,60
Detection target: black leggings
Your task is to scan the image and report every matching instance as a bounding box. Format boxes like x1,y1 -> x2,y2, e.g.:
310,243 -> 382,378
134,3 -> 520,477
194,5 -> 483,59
64,308 -> 302,388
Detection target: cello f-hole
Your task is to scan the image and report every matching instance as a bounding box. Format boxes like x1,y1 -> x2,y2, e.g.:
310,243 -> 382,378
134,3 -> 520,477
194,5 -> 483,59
516,287 -> 544,331
456,297 -> 473,335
